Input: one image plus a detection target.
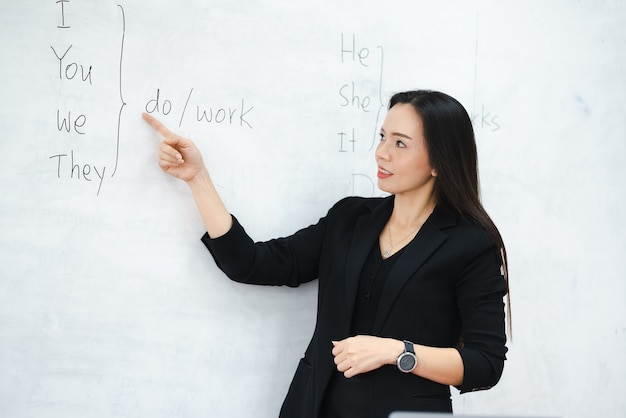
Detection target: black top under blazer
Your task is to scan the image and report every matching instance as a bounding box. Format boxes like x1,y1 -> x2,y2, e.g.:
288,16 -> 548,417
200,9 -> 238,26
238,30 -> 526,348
202,196 -> 508,418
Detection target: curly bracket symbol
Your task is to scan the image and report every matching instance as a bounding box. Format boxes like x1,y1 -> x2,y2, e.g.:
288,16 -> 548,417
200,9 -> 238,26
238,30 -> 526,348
112,4 -> 127,178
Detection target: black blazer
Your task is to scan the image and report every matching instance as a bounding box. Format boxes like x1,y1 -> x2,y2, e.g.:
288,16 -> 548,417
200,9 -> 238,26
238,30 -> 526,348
202,196 -> 507,418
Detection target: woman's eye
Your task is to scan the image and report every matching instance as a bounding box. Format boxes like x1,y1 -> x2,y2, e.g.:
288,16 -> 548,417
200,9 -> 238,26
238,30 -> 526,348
379,133 -> 385,141
396,140 -> 406,148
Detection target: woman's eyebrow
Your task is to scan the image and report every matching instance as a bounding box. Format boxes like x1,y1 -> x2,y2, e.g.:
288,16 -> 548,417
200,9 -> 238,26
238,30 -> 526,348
381,127 -> 413,140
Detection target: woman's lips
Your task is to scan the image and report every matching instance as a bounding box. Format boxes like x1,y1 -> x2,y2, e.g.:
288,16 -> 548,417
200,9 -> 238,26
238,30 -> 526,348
377,167 -> 392,179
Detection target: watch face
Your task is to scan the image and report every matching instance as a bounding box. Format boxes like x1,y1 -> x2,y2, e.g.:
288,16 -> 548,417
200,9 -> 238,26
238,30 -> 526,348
399,353 -> 416,371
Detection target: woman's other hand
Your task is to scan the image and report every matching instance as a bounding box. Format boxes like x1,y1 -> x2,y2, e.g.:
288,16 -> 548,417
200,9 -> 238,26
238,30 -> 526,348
332,336 -> 402,378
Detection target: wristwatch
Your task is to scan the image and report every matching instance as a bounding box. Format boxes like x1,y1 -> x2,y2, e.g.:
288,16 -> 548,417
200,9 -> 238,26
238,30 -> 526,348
396,340 -> 417,373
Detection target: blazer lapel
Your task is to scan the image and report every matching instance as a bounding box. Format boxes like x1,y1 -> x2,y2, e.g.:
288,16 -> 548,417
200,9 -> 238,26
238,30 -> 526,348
344,197 -> 394,320
372,206 -> 457,334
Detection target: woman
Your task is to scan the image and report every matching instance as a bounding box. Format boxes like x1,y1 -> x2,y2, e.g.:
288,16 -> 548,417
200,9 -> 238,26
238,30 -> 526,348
143,90 -> 509,417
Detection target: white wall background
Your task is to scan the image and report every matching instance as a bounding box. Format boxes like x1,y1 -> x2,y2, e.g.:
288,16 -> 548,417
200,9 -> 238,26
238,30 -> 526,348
1,1 -> 624,417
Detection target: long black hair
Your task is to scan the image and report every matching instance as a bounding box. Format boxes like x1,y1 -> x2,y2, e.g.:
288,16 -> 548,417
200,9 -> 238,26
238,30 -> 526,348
389,90 -> 511,333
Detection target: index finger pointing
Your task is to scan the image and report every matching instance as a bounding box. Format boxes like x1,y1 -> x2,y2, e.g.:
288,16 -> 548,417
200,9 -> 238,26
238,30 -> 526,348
142,112 -> 174,138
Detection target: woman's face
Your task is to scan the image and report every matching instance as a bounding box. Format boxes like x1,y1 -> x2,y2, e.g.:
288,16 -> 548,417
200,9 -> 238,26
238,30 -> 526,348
375,103 -> 437,198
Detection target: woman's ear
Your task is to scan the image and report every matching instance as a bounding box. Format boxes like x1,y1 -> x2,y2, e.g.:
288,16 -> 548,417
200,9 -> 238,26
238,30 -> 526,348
431,168 -> 438,177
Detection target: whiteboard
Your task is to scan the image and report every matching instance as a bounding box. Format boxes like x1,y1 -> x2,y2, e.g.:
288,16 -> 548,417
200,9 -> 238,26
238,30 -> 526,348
1,1 -> 625,417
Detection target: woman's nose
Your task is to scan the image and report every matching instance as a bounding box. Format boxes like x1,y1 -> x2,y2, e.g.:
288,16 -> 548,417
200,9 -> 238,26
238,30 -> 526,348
376,140 -> 390,161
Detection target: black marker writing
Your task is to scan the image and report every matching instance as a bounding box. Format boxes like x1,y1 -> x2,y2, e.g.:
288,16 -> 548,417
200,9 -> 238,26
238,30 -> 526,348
48,3 -> 127,195
336,33 -> 385,154
111,4 -> 127,177
50,45 -> 93,85
56,0 -> 70,29
56,110 -> 86,134
145,88 -> 254,129
49,151 -> 107,196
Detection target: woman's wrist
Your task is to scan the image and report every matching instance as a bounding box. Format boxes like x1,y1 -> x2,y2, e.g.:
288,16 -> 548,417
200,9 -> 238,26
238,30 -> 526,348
386,338 -> 406,365
186,166 -> 210,189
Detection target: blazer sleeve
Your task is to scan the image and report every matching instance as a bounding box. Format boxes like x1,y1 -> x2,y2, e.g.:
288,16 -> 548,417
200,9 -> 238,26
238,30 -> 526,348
200,210 -> 329,287
454,229 -> 508,393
